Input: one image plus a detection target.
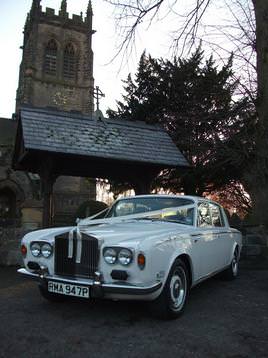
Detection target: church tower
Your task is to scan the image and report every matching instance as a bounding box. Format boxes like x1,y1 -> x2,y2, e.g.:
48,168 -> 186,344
15,0 -> 96,226
16,0 -> 94,115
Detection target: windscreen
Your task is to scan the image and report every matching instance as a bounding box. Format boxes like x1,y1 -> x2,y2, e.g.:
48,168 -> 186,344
106,197 -> 194,220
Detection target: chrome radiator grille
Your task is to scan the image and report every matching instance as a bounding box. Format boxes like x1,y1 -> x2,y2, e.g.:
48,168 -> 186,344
54,232 -> 99,278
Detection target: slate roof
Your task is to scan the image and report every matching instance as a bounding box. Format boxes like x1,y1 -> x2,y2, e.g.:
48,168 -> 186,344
19,106 -> 189,168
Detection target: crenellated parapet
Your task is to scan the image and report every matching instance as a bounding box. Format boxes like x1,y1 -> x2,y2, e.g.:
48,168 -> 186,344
24,0 -> 94,34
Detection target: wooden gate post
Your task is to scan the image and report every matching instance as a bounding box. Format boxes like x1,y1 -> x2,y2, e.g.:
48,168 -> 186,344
39,159 -> 57,228
132,171 -> 158,195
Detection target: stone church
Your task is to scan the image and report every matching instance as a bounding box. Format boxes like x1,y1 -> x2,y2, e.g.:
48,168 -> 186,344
0,0 -> 96,260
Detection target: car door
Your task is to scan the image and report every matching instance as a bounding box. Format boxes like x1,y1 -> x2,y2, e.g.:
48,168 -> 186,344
194,202 -> 224,276
210,203 -> 233,267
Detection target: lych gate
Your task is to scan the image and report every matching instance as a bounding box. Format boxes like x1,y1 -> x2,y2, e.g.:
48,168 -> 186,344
13,106 -> 189,227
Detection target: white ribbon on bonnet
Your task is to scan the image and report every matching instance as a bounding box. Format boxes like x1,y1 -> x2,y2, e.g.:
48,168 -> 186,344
68,203 -> 195,263
68,226 -> 83,264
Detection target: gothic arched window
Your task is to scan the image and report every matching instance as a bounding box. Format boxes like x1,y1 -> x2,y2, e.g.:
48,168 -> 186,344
63,43 -> 76,80
44,39 -> 57,76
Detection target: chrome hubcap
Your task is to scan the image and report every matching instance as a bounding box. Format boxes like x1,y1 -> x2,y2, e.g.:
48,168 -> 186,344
170,268 -> 186,310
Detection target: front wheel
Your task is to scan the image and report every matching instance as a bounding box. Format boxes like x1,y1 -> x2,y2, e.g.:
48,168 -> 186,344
150,259 -> 189,319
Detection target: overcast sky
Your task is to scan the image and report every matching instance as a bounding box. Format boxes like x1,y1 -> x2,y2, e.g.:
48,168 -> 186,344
0,0 -> 177,118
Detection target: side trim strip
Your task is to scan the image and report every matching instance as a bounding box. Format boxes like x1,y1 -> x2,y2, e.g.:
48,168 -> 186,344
191,265 -> 230,287
191,231 -> 231,238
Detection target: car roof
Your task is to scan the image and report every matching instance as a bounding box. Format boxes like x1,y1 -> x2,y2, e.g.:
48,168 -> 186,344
114,195 -> 224,211
115,194 -> 205,204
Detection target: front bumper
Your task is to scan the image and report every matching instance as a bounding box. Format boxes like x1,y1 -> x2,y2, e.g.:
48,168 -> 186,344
17,268 -> 162,297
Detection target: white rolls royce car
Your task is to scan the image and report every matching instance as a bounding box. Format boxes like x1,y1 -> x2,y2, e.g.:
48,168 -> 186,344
18,195 -> 242,319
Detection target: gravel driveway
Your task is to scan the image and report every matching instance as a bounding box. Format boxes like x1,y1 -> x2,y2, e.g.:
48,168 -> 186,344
0,263 -> 268,358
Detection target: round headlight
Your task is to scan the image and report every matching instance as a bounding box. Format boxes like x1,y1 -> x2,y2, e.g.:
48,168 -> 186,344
30,242 -> 41,257
103,248 -> 117,264
118,248 -> 133,266
41,243 -> 53,258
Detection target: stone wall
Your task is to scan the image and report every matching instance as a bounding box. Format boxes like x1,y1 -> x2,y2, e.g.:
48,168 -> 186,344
240,225 -> 268,259
31,20 -> 94,114
0,225 -> 26,266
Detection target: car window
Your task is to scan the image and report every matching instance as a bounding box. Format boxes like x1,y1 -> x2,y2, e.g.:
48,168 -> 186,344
158,207 -> 194,225
106,197 -> 194,218
209,203 -> 224,227
198,203 -> 212,227
198,202 -> 225,227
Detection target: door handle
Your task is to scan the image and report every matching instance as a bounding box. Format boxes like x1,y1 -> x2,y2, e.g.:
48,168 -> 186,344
191,233 -> 202,243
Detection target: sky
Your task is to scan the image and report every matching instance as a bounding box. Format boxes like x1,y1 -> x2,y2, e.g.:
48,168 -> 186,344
0,0 -> 176,118
0,0 -> 245,119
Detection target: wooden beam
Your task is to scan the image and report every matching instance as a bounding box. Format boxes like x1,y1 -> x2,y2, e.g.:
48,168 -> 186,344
132,171 -> 158,195
39,158 -> 57,228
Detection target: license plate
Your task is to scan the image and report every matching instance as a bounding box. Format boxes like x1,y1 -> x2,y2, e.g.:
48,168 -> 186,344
48,281 -> 90,298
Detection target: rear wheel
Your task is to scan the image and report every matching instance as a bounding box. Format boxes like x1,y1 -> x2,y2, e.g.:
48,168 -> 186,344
39,284 -> 66,302
222,247 -> 239,280
151,258 -> 189,319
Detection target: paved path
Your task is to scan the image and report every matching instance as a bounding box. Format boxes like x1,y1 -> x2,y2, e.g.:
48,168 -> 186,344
0,265 -> 268,358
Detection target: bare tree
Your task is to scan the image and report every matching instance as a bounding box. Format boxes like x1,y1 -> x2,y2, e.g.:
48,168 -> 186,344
199,0 -> 257,100
104,0 -> 166,60
105,0 -> 212,59
104,0 -> 268,227
248,0 -> 268,226
105,0 -> 256,98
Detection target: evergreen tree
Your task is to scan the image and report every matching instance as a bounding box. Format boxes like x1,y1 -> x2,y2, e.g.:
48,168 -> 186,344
108,48 -> 255,197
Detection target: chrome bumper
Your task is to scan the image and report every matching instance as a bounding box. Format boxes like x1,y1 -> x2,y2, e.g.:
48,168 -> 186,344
17,268 -> 162,296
